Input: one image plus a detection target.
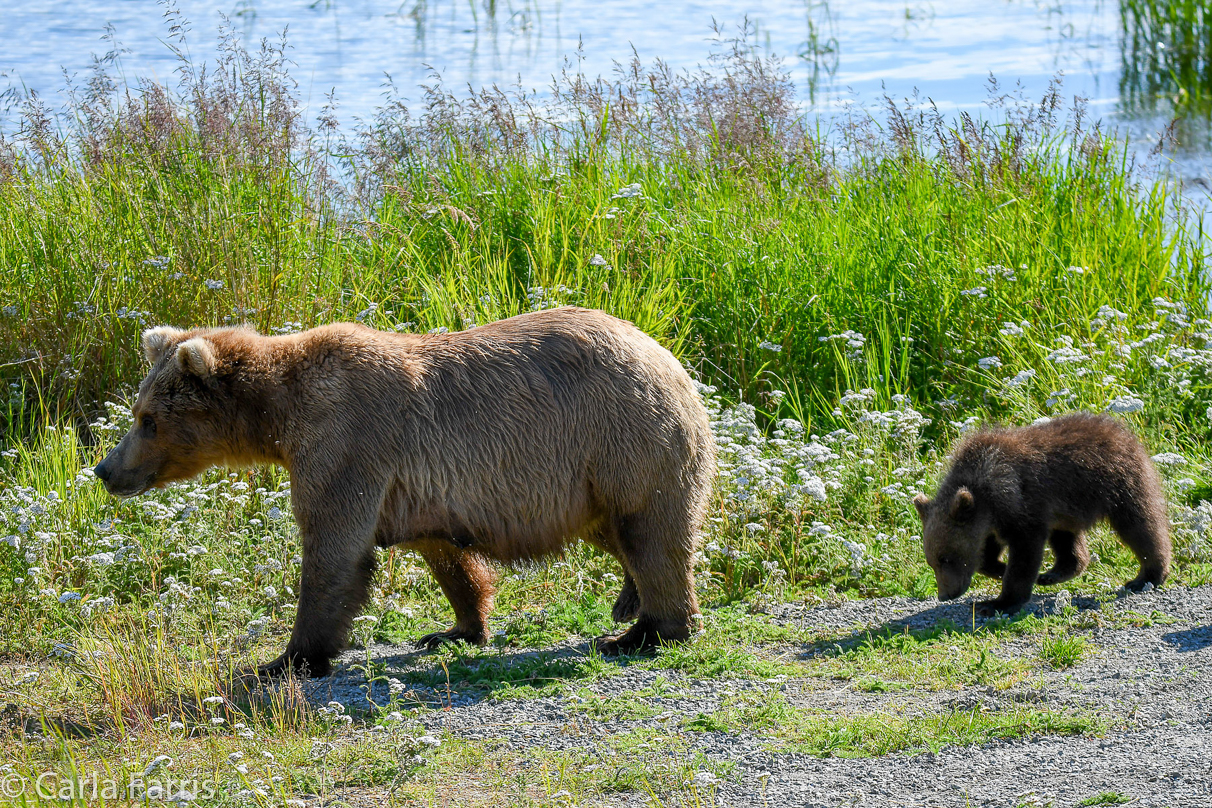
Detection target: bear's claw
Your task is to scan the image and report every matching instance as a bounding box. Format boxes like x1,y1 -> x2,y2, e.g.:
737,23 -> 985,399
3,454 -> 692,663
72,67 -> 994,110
593,617 -> 687,657
416,628 -> 489,650
1123,576 -> 1161,593
975,598 -> 1028,618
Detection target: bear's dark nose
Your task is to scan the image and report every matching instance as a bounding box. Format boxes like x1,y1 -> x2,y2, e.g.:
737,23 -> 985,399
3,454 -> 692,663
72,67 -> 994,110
93,461 -> 111,482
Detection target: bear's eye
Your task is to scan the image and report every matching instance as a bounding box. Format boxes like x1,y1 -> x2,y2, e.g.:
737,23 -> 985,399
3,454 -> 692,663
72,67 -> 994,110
141,415 -> 157,437
937,555 -> 953,568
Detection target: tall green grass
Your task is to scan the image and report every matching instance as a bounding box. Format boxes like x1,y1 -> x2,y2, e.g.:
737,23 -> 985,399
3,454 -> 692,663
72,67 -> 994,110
0,26 -> 1206,438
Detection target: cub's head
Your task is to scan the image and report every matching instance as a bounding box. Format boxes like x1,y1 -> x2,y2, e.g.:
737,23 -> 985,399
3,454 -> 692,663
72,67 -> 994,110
912,487 -> 990,601
94,326 -> 233,497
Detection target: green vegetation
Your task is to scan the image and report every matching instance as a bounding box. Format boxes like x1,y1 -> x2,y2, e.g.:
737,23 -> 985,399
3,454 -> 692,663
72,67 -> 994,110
1078,792 -> 1134,806
1039,632 -> 1095,670
1121,0 -> 1212,120
809,622 -> 1031,690
682,690 -> 1103,758
0,23 -> 1210,808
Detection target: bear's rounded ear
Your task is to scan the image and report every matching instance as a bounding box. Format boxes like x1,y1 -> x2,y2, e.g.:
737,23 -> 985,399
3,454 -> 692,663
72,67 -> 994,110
950,487 -> 975,520
912,493 -> 930,521
176,338 -> 216,379
142,326 -> 184,365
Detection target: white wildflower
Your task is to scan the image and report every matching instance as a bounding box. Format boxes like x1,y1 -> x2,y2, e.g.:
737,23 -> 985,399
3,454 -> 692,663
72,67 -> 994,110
1107,395 -> 1145,414
1005,369 -> 1036,388
977,356 -> 1002,370
611,182 -> 643,199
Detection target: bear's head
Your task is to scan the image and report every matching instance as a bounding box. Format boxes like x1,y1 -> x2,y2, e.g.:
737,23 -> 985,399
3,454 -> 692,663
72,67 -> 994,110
94,326 -> 234,497
912,487 -> 990,601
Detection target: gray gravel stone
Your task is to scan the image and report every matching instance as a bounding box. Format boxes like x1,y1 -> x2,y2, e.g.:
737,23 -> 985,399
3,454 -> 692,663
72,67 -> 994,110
300,584 -> 1212,807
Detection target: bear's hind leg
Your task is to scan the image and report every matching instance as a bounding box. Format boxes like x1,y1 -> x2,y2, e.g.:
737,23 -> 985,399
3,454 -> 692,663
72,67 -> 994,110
1037,530 -> 1090,586
416,544 -> 496,649
612,573 -> 640,623
581,519 -> 640,623
596,503 -> 700,656
1110,504 -> 1171,591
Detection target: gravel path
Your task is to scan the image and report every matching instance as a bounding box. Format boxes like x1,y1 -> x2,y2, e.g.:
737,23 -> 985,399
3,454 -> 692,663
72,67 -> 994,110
304,585 -> 1212,807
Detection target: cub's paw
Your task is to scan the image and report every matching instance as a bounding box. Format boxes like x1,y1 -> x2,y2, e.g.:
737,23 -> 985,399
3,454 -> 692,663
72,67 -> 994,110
1123,576 -> 1160,593
975,599 -> 1027,618
416,627 -> 489,650
1036,572 -> 1061,587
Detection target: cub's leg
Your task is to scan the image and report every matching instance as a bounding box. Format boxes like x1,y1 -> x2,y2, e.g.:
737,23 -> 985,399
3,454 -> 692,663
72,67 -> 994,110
596,497 -> 700,656
1110,505 -> 1171,591
415,543 -> 497,649
977,535 -> 1006,580
1037,530 -> 1090,586
976,525 -> 1047,617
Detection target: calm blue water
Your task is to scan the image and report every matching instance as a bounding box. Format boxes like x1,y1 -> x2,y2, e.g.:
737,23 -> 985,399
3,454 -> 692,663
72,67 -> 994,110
0,1 -> 1206,180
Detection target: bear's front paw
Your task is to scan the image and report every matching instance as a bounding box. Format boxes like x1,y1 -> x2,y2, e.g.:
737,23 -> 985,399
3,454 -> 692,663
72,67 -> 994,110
416,627 -> 489,650
975,599 -> 1027,618
255,652 -> 331,680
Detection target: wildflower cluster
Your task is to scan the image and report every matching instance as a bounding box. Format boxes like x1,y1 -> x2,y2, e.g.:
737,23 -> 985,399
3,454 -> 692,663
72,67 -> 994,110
698,380 -> 934,599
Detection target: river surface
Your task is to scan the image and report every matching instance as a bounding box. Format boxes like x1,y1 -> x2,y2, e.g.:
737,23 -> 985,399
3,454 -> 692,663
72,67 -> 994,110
1,1 -> 1209,181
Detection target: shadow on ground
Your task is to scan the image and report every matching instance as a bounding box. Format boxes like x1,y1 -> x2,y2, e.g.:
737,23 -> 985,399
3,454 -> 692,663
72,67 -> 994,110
796,592 -> 1103,659
285,639 -> 614,713
1162,625 -> 1212,652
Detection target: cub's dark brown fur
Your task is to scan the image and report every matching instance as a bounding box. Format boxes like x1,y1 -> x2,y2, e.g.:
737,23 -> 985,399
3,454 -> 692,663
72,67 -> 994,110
93,307 -> 716,677
913,413 -> 1170,616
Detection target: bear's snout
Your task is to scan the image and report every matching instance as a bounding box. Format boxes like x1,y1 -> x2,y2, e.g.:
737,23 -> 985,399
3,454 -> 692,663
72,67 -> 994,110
93,445 -> 156,497
93,460 -> 112,482
935,575 -> 972,601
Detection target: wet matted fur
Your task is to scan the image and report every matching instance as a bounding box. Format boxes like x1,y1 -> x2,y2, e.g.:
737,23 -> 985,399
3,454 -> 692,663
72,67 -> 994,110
94,307 -> 717,677
913,413 -> 1170,616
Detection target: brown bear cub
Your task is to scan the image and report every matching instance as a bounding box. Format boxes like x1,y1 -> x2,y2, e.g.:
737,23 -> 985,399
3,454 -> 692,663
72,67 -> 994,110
93,307 -> 717,677
912,413 -> 1170,617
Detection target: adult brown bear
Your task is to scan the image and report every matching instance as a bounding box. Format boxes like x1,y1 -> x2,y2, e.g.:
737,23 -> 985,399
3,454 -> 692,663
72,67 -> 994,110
94,307 -> 717,677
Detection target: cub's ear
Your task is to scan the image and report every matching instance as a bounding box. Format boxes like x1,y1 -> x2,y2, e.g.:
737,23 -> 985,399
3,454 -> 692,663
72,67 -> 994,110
912,493 -> 930,521
949,486 -> 976,520
176,337 -> 216,379
142,326 -> 185,364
